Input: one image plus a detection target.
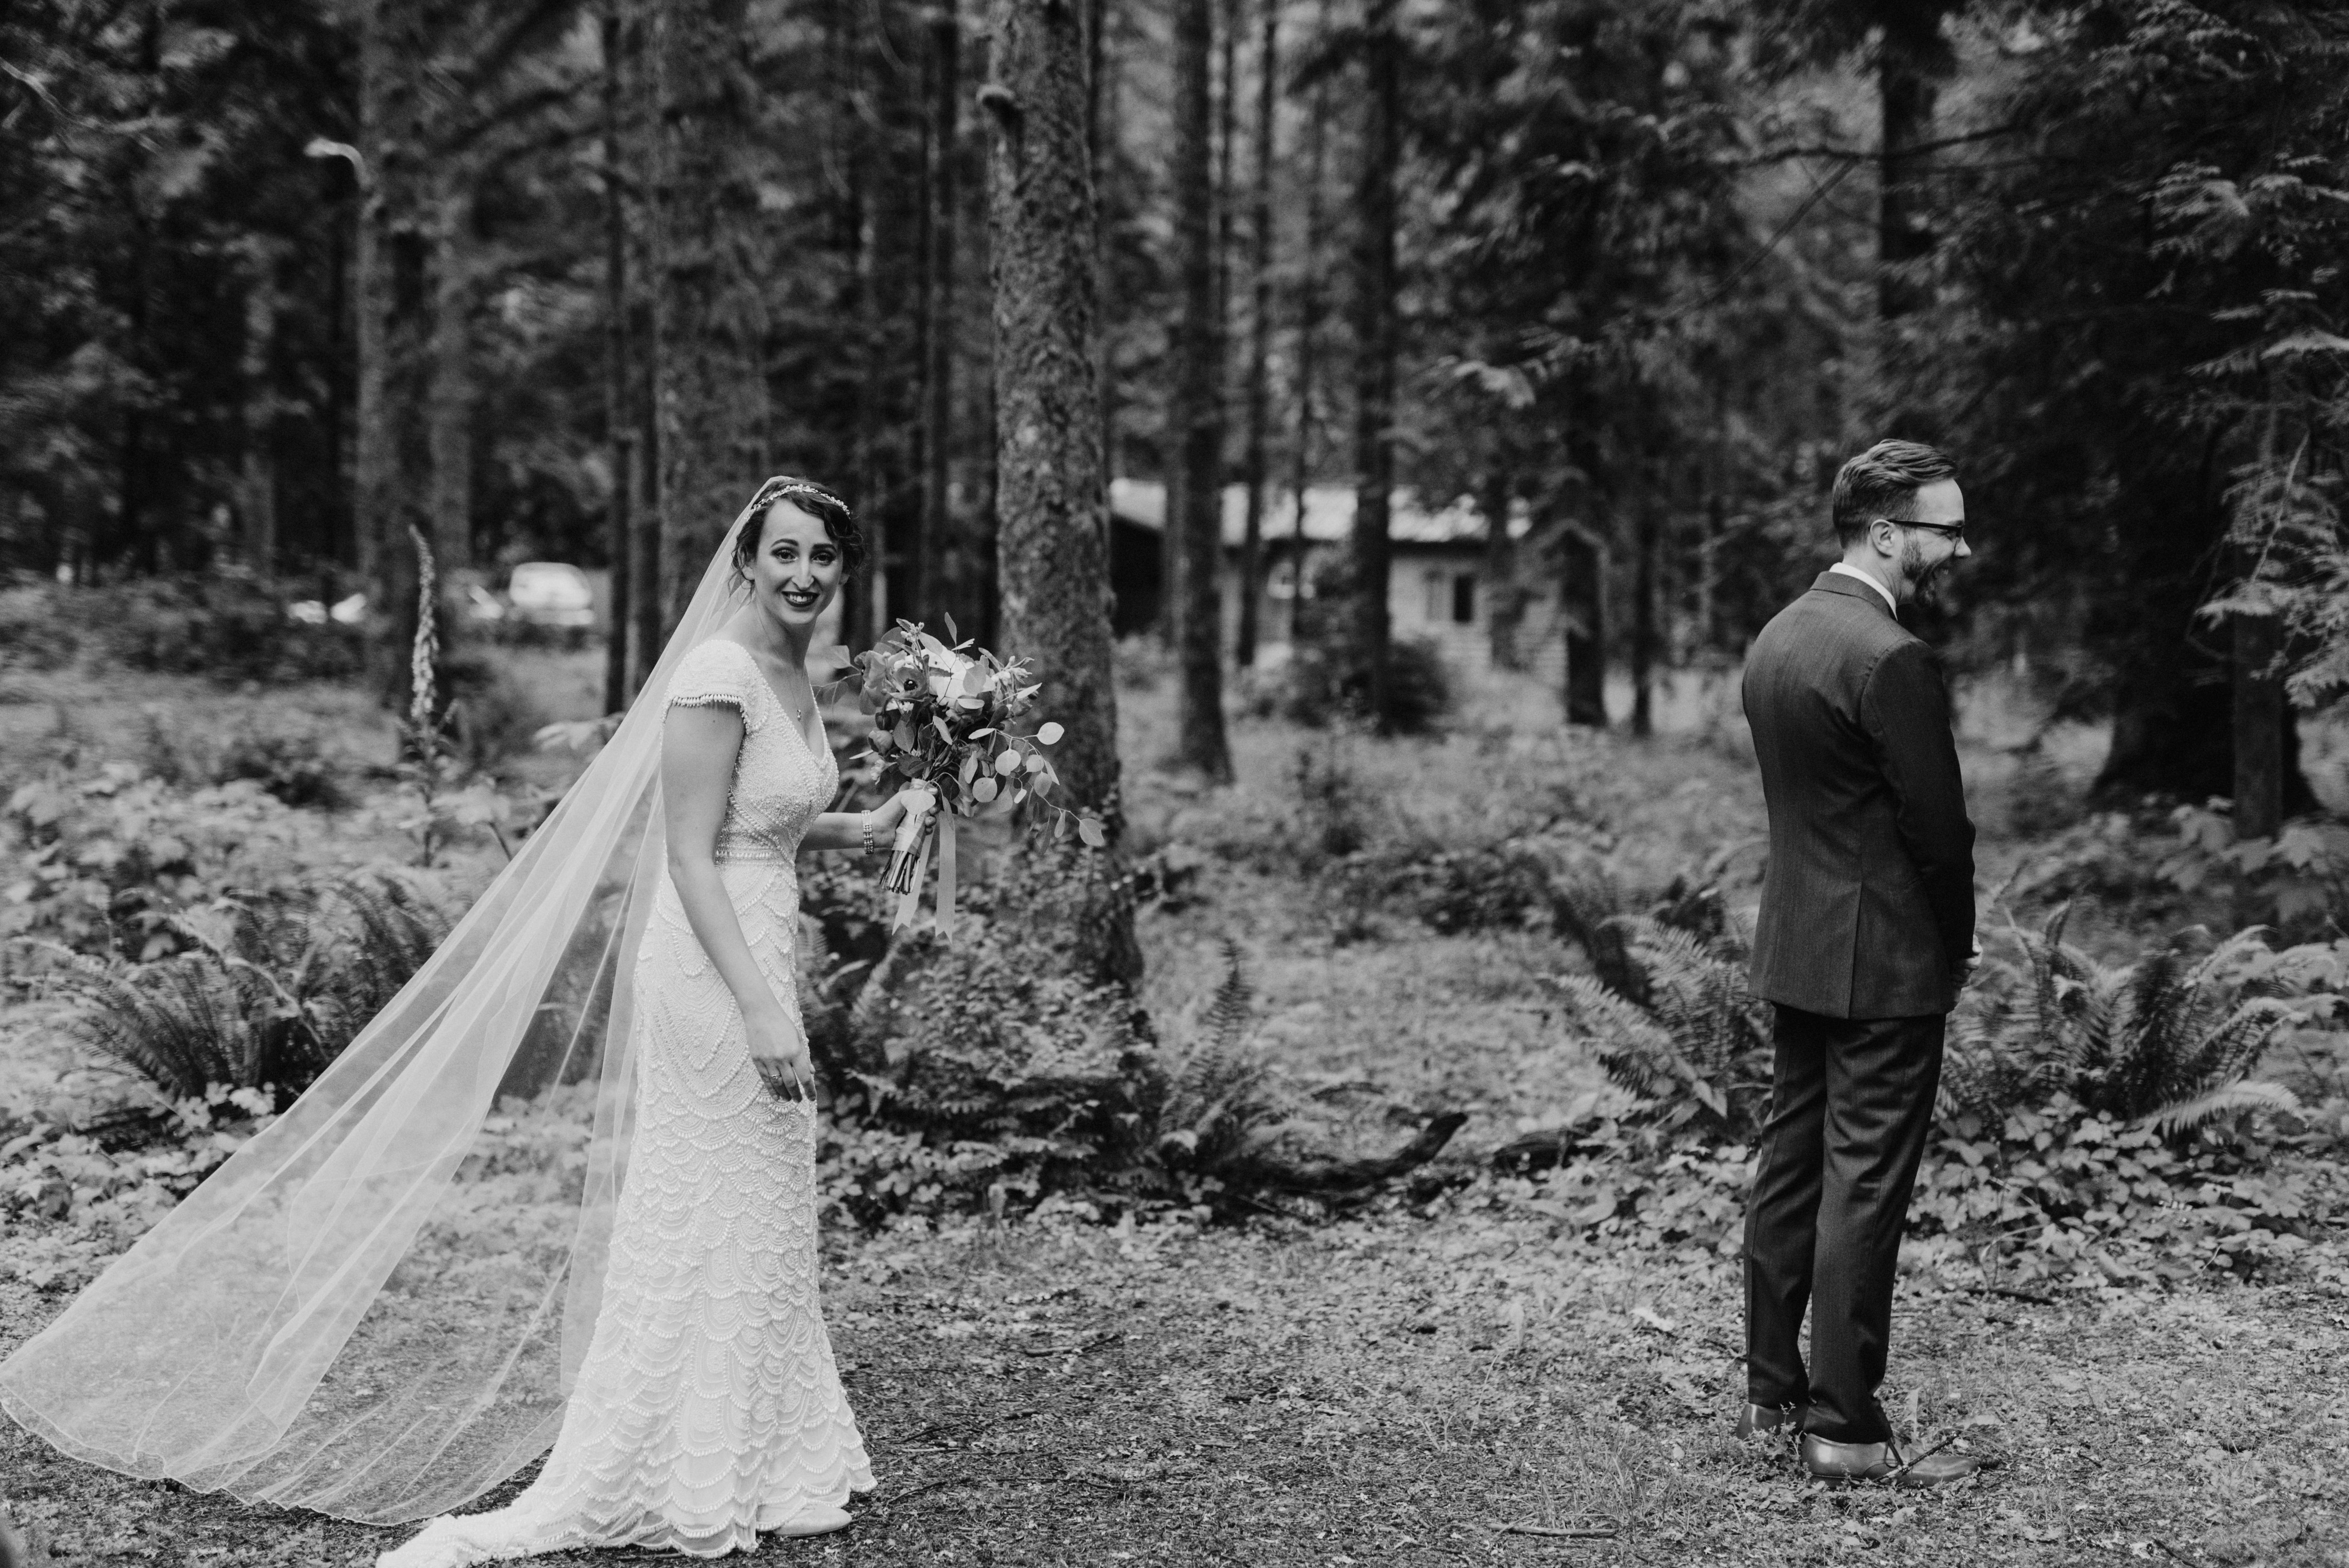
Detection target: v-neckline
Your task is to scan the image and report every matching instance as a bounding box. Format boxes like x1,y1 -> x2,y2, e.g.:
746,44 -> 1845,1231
711,638 -> 829,766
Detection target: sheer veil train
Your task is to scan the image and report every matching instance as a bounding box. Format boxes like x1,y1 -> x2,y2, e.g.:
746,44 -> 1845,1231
0,486 -> 798,1524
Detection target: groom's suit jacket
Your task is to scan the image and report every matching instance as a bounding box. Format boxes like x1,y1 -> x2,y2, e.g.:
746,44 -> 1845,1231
1742,571 -> 1975,1019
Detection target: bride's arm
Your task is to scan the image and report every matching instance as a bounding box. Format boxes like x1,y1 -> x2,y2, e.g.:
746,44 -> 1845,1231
799,788 -> 912,853
661,704 -> 814,1097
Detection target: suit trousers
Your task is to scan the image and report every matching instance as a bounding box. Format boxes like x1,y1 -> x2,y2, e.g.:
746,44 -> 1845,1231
1742,1005 -> 1945,1444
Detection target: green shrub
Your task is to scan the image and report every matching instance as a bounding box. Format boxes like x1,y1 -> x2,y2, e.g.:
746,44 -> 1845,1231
45,871 -> 455,1107
1553,905 -> 1773,1141
0,577 -> 364,684
0,585 -> 81,672
816,916 -> 1159,1224
1274,559 -> 1451,733
2,764 -> 307,968
1944,905 -> 2327,1136
1152,939 -> 1292,1181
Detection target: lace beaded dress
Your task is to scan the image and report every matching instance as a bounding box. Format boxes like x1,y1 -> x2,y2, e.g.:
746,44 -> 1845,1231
380,639 -> 874,1566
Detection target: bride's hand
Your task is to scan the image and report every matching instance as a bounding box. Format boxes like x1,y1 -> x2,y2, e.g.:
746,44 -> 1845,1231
745,1005 -> 814,1101
888,786 -> 937,856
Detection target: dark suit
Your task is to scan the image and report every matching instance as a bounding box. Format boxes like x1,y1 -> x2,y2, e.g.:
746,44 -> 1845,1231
1739,570 -> 1975,1444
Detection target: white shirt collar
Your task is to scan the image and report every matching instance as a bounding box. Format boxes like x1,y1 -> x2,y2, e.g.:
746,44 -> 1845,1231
1828,562 -> 1899,615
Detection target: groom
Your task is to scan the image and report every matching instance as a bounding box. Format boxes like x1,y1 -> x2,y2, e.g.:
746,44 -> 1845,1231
1736,438 -> 1981,1486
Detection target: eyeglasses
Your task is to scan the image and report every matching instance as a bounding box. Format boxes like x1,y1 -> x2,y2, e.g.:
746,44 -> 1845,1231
1876,516 -> 1967,545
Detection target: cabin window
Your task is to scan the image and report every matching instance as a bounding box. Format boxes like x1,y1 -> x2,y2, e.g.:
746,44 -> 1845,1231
1451,574 -> 1476,624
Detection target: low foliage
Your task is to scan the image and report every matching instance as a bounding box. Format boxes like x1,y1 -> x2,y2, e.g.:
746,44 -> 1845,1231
2,763 -> 307,969
1549,878 -> 1772,1141
43,871 -> 454,1106
815,919 -> 1161,1225
0,577 -> 363,683
1945,905 -> 2330,1135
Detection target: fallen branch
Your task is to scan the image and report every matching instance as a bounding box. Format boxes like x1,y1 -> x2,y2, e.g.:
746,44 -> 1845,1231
1497,1522 -> 1617,1540
1232,1112 -> 1469,1194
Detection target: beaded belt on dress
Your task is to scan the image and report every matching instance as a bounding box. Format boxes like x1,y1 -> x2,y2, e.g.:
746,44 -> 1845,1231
711,826 -> 795,864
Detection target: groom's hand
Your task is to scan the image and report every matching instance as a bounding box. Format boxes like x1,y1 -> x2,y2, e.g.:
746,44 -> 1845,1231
1957,936 -> 1983,989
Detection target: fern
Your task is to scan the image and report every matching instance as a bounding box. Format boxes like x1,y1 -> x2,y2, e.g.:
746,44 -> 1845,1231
1960,906 -> 2310,1134
1157,939 -> 1291,1175
48,870 -> 455,1106
1556,911 -> 1771,1138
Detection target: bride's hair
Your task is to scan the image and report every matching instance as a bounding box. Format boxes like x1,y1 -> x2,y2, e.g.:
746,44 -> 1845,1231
730,476 -> 865,585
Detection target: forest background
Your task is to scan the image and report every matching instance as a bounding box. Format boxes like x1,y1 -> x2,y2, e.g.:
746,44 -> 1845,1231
2,0 -> 2344,800
4,0 -> 2349,1562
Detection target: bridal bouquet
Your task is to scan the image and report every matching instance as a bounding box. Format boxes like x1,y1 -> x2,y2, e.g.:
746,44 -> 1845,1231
851,619 -> 1106,934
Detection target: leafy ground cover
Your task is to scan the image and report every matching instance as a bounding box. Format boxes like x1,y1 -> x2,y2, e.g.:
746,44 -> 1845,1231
2,656 -> 2346,1563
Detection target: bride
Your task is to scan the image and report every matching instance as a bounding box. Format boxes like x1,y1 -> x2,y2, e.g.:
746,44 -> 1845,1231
0,479 -> 918,1561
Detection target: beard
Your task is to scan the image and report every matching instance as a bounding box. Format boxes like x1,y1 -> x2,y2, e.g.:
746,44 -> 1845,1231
1899,534 -> 1946,606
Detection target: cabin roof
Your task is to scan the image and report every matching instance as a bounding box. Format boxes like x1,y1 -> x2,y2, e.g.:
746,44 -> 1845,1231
1108,479 -> 1530,548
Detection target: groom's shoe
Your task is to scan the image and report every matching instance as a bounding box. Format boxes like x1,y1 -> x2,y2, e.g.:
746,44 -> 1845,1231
1801,1433 -> 1981,1488
1734,1402 -> 1802,1440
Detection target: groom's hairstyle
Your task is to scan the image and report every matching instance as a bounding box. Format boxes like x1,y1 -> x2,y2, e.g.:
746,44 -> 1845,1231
1832,440 -> 1957,549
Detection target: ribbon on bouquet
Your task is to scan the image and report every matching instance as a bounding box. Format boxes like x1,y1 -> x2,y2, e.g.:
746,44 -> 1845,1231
886,793 -> 958,940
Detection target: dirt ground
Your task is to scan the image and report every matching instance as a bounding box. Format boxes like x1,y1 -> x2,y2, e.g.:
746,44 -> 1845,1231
2,662 -> 2345,1564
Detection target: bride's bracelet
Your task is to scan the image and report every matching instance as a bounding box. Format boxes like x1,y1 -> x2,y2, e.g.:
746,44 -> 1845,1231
860,812 -> 876,857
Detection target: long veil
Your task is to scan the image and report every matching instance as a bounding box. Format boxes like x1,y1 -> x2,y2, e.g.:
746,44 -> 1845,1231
0,485 -> 795,1525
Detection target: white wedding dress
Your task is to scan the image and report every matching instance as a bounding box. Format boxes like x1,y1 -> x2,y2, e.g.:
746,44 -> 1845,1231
381,639 -> 874,1565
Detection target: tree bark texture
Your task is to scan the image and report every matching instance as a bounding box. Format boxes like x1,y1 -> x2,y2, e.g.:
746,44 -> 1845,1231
602,0 -> 635,713
1876,24 -> 1940,321
1481,470 -> 1520,670
237,257 -> 280,576
2233,603 -> 2284,840
1629,498 -> 1659,737
426,178 -> 474,574
1285,0 -> 1333,648
918,0 -> 962,629
651,0 -> 770,631
983,0 -> 1135,981
2093,435 -> 2313,810
1169,0 -> 1234,779
1233,0 -> 1277,669
855,0 -> 927,635
1563,526 -> 1607,727
1349,0 -> 1400,727
356,0 -> 432,705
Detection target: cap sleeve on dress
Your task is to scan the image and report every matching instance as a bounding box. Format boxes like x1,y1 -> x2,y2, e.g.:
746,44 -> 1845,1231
665,639 -> 765,732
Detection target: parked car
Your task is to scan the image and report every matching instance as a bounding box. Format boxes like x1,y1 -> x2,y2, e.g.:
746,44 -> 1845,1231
506,562 -> 595,629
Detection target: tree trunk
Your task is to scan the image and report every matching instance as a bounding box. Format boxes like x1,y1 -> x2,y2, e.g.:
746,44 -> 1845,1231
1169,0 -> 1234,779
916,0 -> 962,624
1563,526 -> 1606,727
1284,0 -> 1332,648
651,0 -> 770,631
1233,0 -> 1276,669
1349,0 -> 1399,728
1481,469 -> 1520,671
1213,0 -> 1239,342
982,0 -> 1135,982
1877,37 -> 1937,321
237,261 -> 279,577
2094,435 -> 2313,810
601,0 -> 635,712
1629,497 -> 1659,737
426,178 -> 474,574
857,1 -> 926,634
1087,0 -> 1117,493
2234,599 -> 2284,840
356,0 -> 431,706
